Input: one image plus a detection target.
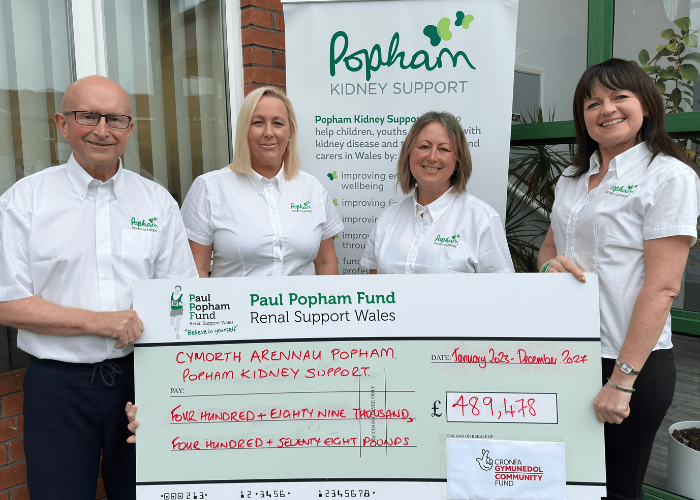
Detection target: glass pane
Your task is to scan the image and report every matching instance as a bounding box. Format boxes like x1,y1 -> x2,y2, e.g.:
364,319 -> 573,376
614,0 -> 700,113
0,0 -> 74,196
103,0 -> 231,204
512,0 -> 588,124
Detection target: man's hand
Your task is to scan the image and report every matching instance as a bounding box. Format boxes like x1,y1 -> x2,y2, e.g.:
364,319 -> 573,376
126,402 -> 138,443
93,310 -> 144,349
0,297 -> 144,347
594,383 -> 632,424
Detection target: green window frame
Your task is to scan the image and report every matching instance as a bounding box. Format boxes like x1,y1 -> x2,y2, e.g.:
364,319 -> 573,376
511,0 -> 700,348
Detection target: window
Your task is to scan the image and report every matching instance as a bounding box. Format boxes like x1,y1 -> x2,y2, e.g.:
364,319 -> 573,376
0,0 -> 74,196
512,0 -> 588,123
103,0 -> 231,204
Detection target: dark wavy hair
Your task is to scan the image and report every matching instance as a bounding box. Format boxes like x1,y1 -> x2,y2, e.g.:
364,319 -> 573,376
570,58 -> 689,177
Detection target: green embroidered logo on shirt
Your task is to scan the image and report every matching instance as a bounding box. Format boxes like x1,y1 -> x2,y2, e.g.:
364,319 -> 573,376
434,234 -> 460,247
605,185 -> 639,198
131,216 -> 159,231
291,201 -> 312,213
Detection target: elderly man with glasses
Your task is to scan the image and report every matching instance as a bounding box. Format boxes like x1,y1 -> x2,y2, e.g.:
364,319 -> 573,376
0,76 -> 198,500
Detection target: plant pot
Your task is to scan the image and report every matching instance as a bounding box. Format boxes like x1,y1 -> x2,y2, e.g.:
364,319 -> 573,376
667,421 -> 700,499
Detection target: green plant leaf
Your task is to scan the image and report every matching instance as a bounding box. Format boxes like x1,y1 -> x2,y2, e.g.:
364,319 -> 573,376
678,43 -> 686,54
680,63 -> 699,81
661,28 -> 677,40
675,17 -> 691,32
655,47 -> 673,59
666,42 -> 678,51
683,97 -> 693,106
656,81 -> 666,94
671,87 -> 682,108
641,64 -> 656,74
683,51 -> 700,63
660,68 -> 678,78
639,49 -> 650,65
657,45 -> 668,52
688,34 -> 699,48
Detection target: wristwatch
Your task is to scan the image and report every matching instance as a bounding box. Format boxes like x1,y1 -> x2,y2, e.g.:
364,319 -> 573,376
615,358 -> 641,375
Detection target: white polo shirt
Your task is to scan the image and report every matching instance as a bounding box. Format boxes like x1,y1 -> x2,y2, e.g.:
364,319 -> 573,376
181,167 -> 344,277
360,190 -> 514,274
0,154 -> 198,363
551,142 -> 700,358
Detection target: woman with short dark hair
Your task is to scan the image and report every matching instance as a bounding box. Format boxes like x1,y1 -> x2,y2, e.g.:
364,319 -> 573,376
361,111 -> 513,274
538,58 -> 700,499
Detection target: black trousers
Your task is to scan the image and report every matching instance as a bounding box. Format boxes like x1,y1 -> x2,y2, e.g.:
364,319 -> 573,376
601,349 -> 675,500
23,353 -> 136,500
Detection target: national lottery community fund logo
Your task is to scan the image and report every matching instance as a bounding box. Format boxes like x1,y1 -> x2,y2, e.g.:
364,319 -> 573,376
475,449 -> 545,486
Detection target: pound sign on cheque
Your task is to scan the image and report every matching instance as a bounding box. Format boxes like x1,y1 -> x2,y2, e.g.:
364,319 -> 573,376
431,400 -> 442,417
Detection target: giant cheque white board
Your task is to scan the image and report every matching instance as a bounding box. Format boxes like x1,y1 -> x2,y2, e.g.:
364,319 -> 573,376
133,274 -> 606,499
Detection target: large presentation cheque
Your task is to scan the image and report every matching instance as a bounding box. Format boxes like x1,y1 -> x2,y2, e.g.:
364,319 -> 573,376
134,274 -> 606,500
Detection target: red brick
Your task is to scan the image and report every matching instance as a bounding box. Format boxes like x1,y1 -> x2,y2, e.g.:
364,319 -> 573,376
242,26 -> 285,50
244,67 -> 286,87
274,52 -> 285,68
11,484 -> 29,500
0,416 -> 23,442
95,477 -> 106,499
2,393 -> 23,418
0,491 -> 7,500
273,13 -> 285,31
8,439 -> 23,462
0,461 -> 26,490
240,0 -> 282,12
243,46 -> 273,66
0,445 -> 6,466
244,84 -> 286,95
0,371 -> 24,398
242,8 -> 272,28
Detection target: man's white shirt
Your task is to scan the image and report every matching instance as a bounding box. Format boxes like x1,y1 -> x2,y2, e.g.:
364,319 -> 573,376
0,154 -> 198,363
360,190 -> 514,274
552,142 -> 700,358
180,167 -> 344,277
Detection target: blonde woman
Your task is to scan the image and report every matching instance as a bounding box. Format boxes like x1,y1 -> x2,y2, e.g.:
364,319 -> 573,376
180,87 -> 343,277
361,111 -> 513,274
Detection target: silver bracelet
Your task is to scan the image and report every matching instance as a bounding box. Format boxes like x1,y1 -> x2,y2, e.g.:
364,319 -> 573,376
607,378 -> 635,393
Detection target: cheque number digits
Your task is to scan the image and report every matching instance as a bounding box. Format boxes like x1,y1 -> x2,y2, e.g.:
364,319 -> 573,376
161,493 -> 206,499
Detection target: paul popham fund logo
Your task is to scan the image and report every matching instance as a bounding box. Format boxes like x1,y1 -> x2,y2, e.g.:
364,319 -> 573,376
434,234 -> 460,247
131,216 -> 158,232
476,449 -> 545,486
290,200 -> 312,212
170,288 -> 237,339
606,184 -> 639,198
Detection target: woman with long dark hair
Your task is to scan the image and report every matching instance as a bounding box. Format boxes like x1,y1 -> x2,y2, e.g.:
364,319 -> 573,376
538,58 -> 700,499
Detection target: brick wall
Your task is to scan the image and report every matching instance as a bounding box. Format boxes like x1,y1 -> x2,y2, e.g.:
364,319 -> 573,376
241,0 -> 287,94
0,369 -> 107,500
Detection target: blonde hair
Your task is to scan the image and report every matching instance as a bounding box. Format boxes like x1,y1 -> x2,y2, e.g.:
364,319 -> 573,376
229,87 -> 301,180
396,111 -> 472,195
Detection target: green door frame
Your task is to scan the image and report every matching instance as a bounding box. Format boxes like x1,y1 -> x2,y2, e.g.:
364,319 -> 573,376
510,0 -> 700,340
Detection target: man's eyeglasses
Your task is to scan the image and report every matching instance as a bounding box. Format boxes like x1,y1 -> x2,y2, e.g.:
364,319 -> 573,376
62,111 -> 132,129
